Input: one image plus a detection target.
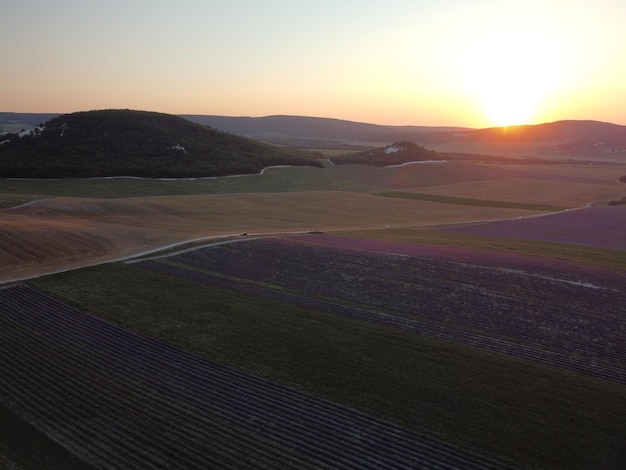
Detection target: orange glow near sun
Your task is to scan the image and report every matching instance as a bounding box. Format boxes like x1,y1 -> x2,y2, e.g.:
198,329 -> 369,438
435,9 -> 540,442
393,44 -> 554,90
458,14 -> 568,127
482,85 -> 539,128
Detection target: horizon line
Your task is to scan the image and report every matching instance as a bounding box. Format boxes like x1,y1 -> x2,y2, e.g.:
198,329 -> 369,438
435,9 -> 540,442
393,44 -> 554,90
1,110 -> 625,129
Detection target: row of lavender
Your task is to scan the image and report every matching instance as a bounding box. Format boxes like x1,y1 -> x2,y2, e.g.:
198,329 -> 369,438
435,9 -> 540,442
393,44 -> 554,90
137,260 -> 626,385
143,235 -> 626,384
0,284 -> 506,469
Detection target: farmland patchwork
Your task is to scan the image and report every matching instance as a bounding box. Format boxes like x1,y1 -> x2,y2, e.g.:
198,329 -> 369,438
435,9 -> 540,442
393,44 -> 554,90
2,233 -> 625,468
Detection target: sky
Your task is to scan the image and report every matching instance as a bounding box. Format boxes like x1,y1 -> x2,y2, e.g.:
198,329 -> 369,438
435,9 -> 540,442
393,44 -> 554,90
2,0 -> 626,128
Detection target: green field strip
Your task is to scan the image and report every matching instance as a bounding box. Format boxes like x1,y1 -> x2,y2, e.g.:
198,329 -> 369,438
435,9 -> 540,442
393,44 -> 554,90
0,166 -> 377,199
377,191 -> 566,211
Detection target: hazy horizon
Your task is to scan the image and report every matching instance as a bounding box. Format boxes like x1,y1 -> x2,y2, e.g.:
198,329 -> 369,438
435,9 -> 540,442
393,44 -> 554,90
4,109 -> 626,130
3,1 -> 626,128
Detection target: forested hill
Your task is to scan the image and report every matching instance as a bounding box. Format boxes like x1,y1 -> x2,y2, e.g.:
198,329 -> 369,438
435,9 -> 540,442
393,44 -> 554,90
332,141 -> 442,166
0,110 -> 323,178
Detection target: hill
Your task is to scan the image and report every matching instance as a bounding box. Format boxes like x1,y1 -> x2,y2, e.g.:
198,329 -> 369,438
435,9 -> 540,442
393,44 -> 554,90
410,120 -> 626,161
182,114 -> 469,150
454,120 -> 626,143
3,112 -> 626,160
0,110 -> 323,178
331,140 -> 443,166
174,115 -> 626,160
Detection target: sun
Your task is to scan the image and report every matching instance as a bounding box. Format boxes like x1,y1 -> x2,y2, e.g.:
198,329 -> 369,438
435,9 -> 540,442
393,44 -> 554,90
457,14 -> 566,127
481,82 -> 541,127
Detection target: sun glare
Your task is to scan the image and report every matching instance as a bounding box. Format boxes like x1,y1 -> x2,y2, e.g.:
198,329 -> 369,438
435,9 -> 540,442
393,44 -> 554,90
456,12 -> 567,127
482,85 -> 539,127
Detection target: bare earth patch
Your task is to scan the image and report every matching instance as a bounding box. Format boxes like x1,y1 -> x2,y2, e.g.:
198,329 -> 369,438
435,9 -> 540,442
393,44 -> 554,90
0,191 -> 541,283
394,162 -> 626,208
409,177 -> 625,208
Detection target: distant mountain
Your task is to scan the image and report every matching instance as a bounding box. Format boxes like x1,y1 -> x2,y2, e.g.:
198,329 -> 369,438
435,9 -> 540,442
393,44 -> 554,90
457,120 -> 626,143
181,115 -> 626,158
0,112 -> 60,135
418,120 -> 626,158
3,112 -> 626,160
0,110 -> 322,178
182,114 -> 470,150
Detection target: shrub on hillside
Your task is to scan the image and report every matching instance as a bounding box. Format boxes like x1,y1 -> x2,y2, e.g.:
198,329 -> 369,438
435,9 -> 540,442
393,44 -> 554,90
331,141 -> 441,167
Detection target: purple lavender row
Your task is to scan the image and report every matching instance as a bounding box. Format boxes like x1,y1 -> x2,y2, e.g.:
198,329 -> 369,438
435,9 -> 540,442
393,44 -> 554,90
0,284 -> 508,469
158,237 -> 625,375
136,260 -> 626,385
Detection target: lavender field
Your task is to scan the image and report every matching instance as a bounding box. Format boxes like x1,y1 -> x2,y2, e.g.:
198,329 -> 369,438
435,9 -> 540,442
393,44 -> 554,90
138,234 -> 626,385
3,232 -> 625,468
439,205 -> 626,250
0,284 -> 504,469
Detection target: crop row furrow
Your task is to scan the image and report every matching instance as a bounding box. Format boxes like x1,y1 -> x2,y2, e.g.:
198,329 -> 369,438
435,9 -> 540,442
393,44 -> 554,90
0,292 -> 344,468
0,288 -> 430,469
258,290 -> 626,383
1,285 -> 389,437
159,249 -> 626,359
1,379 -> 131,470
0,343 -> 169,469
137,262 -> 626,385
174,239 -> 624,343
175,238 -> 621,313
0,320 -> 292,469
0,291 -> 345,469
230,266 -> 626,358
1,285 -> 503,469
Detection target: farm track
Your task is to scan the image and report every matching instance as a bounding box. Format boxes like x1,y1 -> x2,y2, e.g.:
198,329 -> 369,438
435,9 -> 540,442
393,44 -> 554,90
136,260 -> 626,385
0,284 -> 507,469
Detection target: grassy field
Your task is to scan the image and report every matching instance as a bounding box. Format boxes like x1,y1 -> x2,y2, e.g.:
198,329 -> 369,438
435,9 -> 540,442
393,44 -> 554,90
377,191 -> 566,211
0,166 -> 378,199
1,160 -> 624,201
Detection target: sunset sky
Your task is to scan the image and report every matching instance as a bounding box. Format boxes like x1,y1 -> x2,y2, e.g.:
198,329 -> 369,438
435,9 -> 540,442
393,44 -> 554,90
2,0 -> 625,128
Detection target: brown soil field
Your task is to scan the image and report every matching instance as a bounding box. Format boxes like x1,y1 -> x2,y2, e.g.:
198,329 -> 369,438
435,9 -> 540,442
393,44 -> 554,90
333,161 -> 625,195
387,162 -> 625,207
411,177 -> 624,207
426,140 -> 626,162
0,191 -> 542,283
